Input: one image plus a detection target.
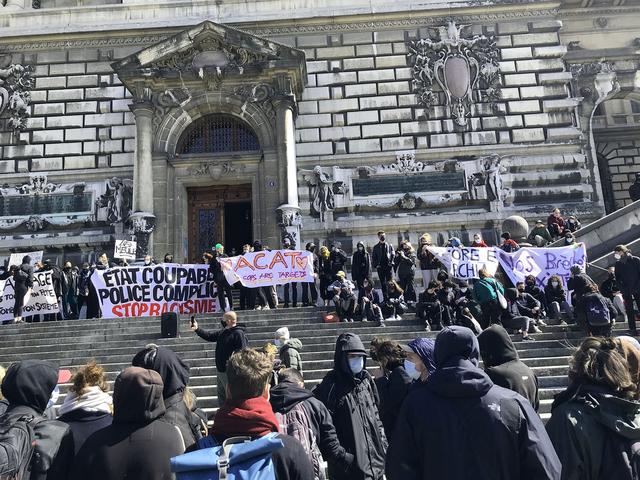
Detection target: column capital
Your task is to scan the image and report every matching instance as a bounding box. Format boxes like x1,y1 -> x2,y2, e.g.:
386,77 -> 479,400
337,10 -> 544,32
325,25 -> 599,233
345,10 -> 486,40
129,100 -> 154,117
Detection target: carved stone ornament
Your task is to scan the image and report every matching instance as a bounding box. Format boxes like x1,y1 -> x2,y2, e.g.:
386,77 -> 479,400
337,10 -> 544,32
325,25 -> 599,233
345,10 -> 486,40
300,166 -> 345,223
187,161 -> 243,179
235,83 -> 276,121
408,21 -> 501,126
0,61 -> 34,133
127,211 -> 156,258
95,177 -> 133,225
0,214 -> 90,232
379,152 -> 428,174
277,204 -> 302,248
0,174 -> 73,196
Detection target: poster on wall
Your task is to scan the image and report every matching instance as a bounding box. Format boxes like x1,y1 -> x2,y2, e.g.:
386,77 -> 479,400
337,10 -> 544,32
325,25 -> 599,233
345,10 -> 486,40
220,250 -> 315,288
91,264 -> 219,318
0,271 -> 60,323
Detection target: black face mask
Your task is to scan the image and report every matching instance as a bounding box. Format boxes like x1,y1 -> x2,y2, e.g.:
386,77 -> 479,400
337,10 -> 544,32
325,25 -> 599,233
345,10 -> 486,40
220,320 -> 227,328
379,236 -> 385,242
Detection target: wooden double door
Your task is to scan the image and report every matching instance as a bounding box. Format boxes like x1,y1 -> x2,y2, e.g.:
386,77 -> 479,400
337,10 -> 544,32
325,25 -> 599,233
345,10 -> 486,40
187,184 -> 252,262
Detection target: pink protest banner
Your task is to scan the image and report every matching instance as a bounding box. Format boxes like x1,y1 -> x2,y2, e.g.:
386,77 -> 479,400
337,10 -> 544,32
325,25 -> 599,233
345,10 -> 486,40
220,250 -> 314,287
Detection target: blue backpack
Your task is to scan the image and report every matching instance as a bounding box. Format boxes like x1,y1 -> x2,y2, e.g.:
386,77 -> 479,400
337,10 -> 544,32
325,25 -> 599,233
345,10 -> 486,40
170,433 -> 284,480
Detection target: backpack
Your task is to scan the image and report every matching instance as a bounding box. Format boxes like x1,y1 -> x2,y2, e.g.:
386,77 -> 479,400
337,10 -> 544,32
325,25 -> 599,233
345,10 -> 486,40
171,433 -> 284,480
275,403 -> 325,480
584,295 -> 611,327
0,413 -> 38,480
14,268 -> 29,282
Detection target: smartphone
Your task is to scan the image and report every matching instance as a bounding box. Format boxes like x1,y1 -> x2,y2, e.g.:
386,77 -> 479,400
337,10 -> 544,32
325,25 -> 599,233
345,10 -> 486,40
190,315 -> 196,327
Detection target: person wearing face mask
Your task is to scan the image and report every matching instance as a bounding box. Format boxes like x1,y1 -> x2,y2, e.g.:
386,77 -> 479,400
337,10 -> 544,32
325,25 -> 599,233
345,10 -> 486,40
438,280 -> 459,327
314,333 -> 387,480
416,280 -> 443,332
544,275 -> 572,324
547,207 -> 566,240
417,233 -> 441,291
614,244 -> 640,336
600,266 -> 626,322
563,232 -> 575,245
400,338 -> 436,386
77,262 -> 92,319
318,245 -> 333,305
527,220 -> 552,247
372,231 -> 395,300
274,327 -> 303,372
143,255 -> 155,266
394,241 -> 417,304
522,275 -> 548,318
282,237 -> 299,308
470,233 -> 488,248
62,261 -> 79,319
567,264 -> 596,309
360,279 -> 384,325
351,241 -> 371,301
369,339 -> 412,440
329,242 -> 348,279
301,242 -> 320,307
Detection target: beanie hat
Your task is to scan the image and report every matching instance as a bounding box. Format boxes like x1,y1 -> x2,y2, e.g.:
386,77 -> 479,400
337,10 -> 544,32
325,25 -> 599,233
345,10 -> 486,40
275,327 -> 290,340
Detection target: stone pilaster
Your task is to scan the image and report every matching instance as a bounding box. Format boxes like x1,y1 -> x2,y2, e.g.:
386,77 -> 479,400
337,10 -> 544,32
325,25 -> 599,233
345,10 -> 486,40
130,97 -> 154,214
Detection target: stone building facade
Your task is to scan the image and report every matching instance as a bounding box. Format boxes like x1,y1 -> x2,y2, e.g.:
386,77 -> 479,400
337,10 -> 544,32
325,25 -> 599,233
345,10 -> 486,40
0,0 -> 638,264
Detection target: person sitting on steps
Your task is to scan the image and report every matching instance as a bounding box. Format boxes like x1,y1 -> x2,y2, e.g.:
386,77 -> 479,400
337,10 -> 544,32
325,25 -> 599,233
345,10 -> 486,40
329,271 -> 357,323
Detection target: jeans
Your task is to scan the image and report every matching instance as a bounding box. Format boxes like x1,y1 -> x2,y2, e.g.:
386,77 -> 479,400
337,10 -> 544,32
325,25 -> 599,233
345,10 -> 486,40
301,281 -> 318,305
502,315 -> 531,333
549,300 -> 573,319
398,275 -> 416,303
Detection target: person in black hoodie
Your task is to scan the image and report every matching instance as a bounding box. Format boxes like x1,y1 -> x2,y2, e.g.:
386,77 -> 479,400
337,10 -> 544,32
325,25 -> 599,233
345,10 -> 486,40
57,361 -> 113,455
131,344 -> 204,450
351,241 -> 371,300
70,367 -> 184,480
314,333 -> 387,480
394,240 -> 417,303
371,231 -> 395,300
204,244 -> 233,311
386,326 -> 561,480
1,360 -> 75,480
302,242 -> 319,306
282,237 -> 299,308
329,242 -> 348,278
191,311 -> 248,406
478,325 -> 540,411
12,255 -> 33,323
614,244 -> 640,336
270,368 -> 354,478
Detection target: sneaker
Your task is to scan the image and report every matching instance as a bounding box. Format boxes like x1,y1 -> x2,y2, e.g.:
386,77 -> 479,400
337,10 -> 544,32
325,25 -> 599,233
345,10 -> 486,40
559,320 -> 568,326
538,320 -> 547,327
531,326 -> 542,334
395,315 -> 402,321
522,335 -> 535,341
263,306 -> 270,310
379,321 -> 386,327
385,317 -> 395,322
255,306 -> 262,310
425,324 -> 432,332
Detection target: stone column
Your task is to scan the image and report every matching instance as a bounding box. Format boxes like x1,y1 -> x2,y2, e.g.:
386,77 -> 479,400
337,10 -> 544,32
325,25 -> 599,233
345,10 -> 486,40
128,98 -> 156,258
276,98 -> 301,247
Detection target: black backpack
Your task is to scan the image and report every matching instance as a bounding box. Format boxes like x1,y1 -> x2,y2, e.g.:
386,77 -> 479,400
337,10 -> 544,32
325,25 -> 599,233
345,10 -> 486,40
584,295 -> 611,327
14,268 -> 29,282
0,413 -> 38,479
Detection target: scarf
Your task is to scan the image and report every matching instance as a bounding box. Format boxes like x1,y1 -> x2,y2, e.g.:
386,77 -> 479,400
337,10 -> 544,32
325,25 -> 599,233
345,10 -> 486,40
58,386 -> 113,416
211,396 -> 279,439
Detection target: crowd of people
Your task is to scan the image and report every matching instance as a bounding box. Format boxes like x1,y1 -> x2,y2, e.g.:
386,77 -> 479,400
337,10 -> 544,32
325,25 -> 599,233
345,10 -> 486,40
2,319 -> 640,479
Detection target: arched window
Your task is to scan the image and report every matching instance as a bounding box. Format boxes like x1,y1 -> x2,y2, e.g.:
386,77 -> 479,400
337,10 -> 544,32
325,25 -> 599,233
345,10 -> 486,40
177,114 -> 260,154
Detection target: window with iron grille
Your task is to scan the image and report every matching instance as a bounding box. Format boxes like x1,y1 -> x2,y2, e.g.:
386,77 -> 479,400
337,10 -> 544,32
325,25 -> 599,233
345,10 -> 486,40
177,114 -> 260,154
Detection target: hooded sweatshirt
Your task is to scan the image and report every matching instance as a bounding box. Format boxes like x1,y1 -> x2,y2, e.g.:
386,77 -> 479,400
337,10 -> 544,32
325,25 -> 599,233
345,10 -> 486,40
131,345 -> 201,449
313,333 -> 387,480
351,242 -> 371,283
547,381 -> 640,480
478,325 -> 540,411
1,360 -> 75,480
280,338 -> 303,372
70,367 -> 184,480
386,326 -> 561,480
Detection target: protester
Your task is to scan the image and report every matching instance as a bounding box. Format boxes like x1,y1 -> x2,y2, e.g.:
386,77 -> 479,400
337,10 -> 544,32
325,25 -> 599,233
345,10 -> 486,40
132,344 -> 204,450
1,360 -> 75,479
314,333 -> 387,480
76,263 -> 91,319
563,231 -> 576,245
359,279 -> 384,325
547,207 -> 566,239
70,367 -> 185,480
87,253 -> 112,319
163,253 -> 174,263
12,255 -> 33,324
575,284 -> 617,337
248,240 -> 276,310
274,327 -> 303,372
473,267 -> 505,328
380,280 -> 407,321
372,231 -> 395,300
400,338 -> 436,384
369,339 -> 412,440
523,275 -> 547,314
301,242 -> 319,307
394,240 -> 417,303
62,261 -> 79,319
282,237 -> 299,308
528,220 -> 553,246
600,266 -> 627,320
270,368 -> 354,479
329,242 -> 348,278
503,288 -> 537,341
205,244 -> 233,312
514,282 -> 546,323
546,337 -> 640,480
261,343 -> 284,388
446,237 -> 463,248
614,244 -> 640,336
545,275 -> 572,323
329,271 -> 357,322
202,349 -> 315,479
567,264 -> 596,306
191,311 -> 248,405
386,326 -> 561,480
143,255 -> 155,266
58,361 -> 113,455
499,232 -> 519,252
417,233 -> 440,289
438,280 -> 458,327
478,325 -> 539,410
470,233 -> 488,248
566,215 -> 581,232
351,241 -> 371,300
416,280 -> 442,331
318,245 -> 333,305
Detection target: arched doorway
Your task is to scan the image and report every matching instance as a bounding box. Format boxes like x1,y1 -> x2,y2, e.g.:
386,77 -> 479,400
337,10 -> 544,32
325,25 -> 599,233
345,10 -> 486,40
180,114 -> 260,260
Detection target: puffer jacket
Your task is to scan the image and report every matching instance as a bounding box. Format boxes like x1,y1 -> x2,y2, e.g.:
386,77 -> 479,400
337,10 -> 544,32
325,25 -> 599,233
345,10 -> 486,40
313,333 -> 387,480
280,338 -> 303,372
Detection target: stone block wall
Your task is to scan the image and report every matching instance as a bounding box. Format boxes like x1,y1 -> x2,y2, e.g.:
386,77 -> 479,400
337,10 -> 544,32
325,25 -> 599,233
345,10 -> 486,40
597,140 -> 640,208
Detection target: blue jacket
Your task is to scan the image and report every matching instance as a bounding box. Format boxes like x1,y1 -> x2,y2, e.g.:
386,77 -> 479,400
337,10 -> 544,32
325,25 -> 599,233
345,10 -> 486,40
386,326 -> 561,480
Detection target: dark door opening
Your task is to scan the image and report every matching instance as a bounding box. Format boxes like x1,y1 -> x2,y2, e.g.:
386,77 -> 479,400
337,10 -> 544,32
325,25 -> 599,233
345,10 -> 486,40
224,201 -> 252,256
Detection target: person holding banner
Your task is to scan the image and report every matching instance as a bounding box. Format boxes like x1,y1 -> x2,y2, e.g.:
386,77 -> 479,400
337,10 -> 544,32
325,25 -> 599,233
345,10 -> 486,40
301,242 -> 319,307
12,255 -> 33,324
205,244 -> 233,312
282,237 -> 299,309
417,233 -> 441,292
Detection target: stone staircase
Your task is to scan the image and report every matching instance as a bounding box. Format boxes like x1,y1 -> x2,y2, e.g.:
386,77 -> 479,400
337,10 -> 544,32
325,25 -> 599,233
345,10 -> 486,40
0,308 -> 629,421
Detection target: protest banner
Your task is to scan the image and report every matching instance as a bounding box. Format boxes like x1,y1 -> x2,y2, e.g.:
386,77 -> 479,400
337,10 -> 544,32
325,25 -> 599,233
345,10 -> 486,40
495,243 -> 587,292
91,263 -> 219,318
114,239 -> 137,260
427,246 -> 500,280
8,251 -> 43,267
220,250 -> 315,288
0,271 -> 60,323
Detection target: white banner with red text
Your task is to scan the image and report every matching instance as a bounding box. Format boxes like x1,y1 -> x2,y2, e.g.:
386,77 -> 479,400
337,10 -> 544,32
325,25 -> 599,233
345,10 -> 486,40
220,250 -> 315,288
91,264 -> 219,318
0,271 -> 60,323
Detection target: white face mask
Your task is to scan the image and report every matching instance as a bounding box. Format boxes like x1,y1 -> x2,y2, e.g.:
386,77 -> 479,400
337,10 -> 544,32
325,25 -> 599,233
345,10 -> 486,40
460,287 -> 467,293
446,288 -> 453,293
404,359 -> 421,380
274,338 -> 283,348
474,237 -> 480,242
614,253 -> 622,260
348,357 -> 364,375
551,282 -> 559,288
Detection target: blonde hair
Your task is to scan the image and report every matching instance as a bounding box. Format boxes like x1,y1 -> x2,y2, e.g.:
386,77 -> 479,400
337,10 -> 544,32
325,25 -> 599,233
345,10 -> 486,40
261,343 -> 278,361
478,268 -> 492,279
420,233 -> 432,244
69,361 -> 108,396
